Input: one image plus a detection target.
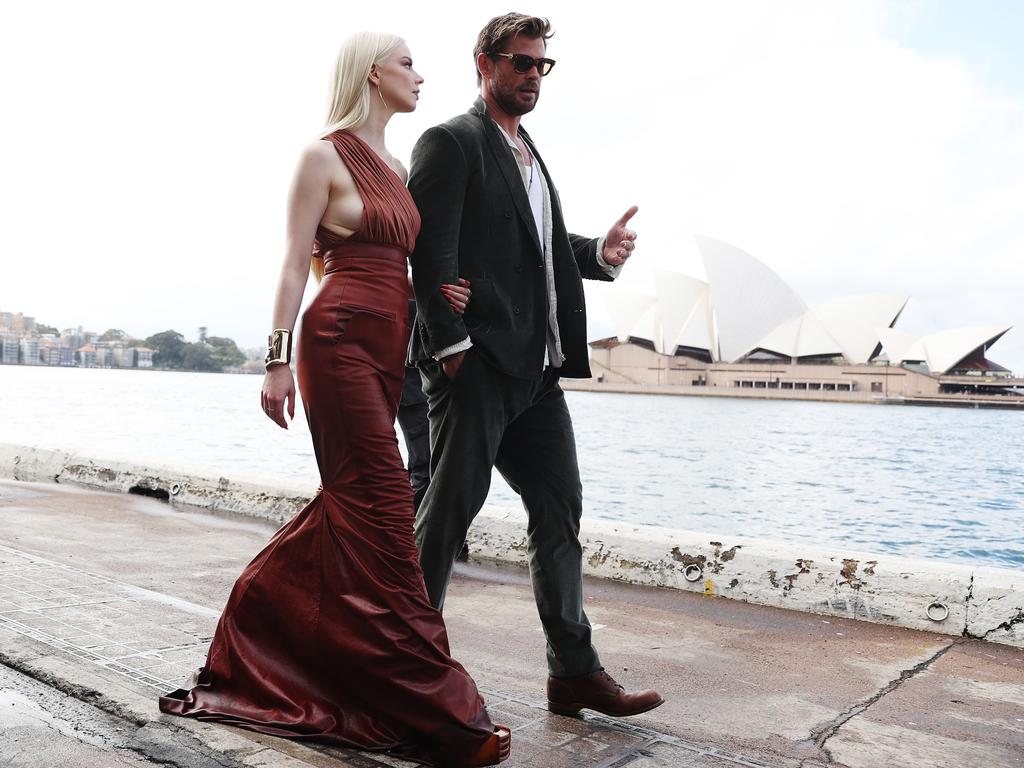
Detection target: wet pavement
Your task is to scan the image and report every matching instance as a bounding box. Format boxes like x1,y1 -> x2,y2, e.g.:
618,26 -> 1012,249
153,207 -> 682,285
1,479 -> 1022,767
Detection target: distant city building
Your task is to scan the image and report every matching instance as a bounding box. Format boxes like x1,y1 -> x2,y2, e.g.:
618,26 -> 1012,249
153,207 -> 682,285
77,344 -> 97,368
39,338 -> 57,366
37,335 -> 76,367
111,345 -> 130,368
0,310 -> 243,373
19,338 -> 40,365
1,335 -> 19,364
61,327 -> 84,351
6,313 -> 35,334
41,345 -> 62,366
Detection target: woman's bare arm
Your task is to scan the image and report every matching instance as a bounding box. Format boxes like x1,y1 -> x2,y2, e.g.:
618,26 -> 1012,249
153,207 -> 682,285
261,141 -> 337,428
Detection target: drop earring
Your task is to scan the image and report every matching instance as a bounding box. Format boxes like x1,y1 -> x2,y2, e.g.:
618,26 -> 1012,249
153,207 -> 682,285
376,83 -> 388,110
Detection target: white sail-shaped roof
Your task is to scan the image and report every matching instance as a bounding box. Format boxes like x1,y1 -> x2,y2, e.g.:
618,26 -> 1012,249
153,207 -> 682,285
751,311 -> 843,359
877,328 -> 921,363
676,289 -> 716,356
878,325 -> 1011,372
696,235 -> 806,362
606,290 -> 655,342
607,290 -> 659,348
812,293 -> 908,363
915,326 -> 1011,373
654,270 -> 715,357
600,237 -> 1012,374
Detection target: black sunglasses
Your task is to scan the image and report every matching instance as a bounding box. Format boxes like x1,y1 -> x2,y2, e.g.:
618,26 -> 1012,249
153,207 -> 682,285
491,52 -> 556,76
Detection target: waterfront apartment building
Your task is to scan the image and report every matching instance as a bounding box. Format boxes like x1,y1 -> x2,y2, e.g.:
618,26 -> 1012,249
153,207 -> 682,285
94,346 -> 111,368
38,338 -> 77,367
18,338 -> 41,365
0,312 -> 33,334
1,335 -> 19,365
40,345 -> 60,366
61,327 -> 84,351
76,344 -> 97,368
0,311 -> 158,370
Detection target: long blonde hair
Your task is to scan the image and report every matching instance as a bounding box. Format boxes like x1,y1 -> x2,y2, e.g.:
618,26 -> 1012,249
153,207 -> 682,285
312,31 -> 406,281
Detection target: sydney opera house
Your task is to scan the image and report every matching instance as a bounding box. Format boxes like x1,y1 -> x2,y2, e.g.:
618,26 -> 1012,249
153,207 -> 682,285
584,236 -> 1023,406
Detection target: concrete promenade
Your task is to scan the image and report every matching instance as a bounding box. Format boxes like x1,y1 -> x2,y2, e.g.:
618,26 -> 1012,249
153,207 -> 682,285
4,443 -> 1022,649
1,479 -> 1023,767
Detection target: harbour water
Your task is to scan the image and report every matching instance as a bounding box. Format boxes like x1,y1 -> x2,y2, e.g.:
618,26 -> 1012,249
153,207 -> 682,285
2,365 -> 1021,569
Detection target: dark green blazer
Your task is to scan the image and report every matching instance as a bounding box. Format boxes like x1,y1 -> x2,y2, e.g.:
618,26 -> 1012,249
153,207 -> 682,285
407,97 -> 613,379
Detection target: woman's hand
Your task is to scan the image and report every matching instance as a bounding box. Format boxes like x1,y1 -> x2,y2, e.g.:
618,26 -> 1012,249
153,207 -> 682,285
440,278 -> 472,315
261,365 -> 295,429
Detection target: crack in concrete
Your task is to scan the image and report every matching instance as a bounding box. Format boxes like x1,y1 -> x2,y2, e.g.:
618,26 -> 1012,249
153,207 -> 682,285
796,760 -> 839,768
962,568 -> 1024,641
121,740 -> 244,768
806,640 -> 959,763
0,649 -> 147,727
963,572 -> 975,636
976,609 -> 1024,641
119,746 -> 187,768
1,654 -> 244,768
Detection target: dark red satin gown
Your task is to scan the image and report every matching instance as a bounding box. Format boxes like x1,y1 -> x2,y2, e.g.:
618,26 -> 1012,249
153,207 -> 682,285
159,131 -> 495,766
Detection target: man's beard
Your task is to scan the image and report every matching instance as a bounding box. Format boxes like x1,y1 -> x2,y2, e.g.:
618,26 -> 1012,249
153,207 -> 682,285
492,82 -> 539,116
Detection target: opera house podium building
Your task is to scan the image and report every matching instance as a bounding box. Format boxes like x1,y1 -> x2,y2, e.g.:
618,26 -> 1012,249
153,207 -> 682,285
583,236 -> 1024,408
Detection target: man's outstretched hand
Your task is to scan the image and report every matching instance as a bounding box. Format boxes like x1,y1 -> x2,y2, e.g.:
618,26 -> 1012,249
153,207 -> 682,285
602,206 -> 638,267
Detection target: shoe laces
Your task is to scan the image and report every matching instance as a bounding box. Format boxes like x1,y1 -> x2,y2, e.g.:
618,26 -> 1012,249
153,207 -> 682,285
598,670 -> 624,691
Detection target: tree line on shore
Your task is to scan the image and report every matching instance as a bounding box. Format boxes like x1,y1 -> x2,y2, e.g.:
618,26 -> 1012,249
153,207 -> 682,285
143,330 -> 247,371
90,328 -> 248,372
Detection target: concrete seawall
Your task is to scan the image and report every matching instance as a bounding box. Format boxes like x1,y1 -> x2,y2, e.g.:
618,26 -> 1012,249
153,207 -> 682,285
2,441 -> 1021,649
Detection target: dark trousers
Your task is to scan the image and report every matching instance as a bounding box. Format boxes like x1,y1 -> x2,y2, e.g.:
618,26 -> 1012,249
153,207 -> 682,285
414,348 -> 601,677
397,371 -> 430,512
398,300 -> 431,512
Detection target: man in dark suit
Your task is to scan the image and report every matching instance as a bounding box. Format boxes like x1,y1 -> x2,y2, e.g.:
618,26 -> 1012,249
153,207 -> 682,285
407,13 -> 662,717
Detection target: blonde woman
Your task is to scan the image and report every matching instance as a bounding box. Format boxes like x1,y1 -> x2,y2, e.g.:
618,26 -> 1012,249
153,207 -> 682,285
160,32 -> 510,767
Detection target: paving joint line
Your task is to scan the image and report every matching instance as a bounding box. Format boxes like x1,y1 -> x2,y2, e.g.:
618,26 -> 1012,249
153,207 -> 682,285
478,685 -> 776,767
0,613 -> 176,691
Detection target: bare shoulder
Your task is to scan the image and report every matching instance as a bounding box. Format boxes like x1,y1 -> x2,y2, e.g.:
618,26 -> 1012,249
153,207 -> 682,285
295,138 -> 354,189
299,138 -> 342,171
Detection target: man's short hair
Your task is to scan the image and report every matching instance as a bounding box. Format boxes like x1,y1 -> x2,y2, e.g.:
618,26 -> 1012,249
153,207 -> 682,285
474,13 -> 553,84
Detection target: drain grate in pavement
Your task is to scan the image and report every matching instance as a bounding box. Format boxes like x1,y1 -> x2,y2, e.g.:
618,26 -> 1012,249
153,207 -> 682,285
0,543 -> 777,767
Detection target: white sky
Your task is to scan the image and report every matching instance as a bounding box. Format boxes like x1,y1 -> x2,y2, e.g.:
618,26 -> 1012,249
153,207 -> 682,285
3,0 -> 1022,372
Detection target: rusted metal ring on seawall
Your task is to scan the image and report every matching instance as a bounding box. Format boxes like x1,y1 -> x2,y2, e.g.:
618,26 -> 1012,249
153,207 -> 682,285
684,564 -> 703,582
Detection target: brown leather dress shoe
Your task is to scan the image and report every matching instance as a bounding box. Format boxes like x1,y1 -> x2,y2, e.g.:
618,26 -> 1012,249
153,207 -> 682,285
547,669 -> 664,717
